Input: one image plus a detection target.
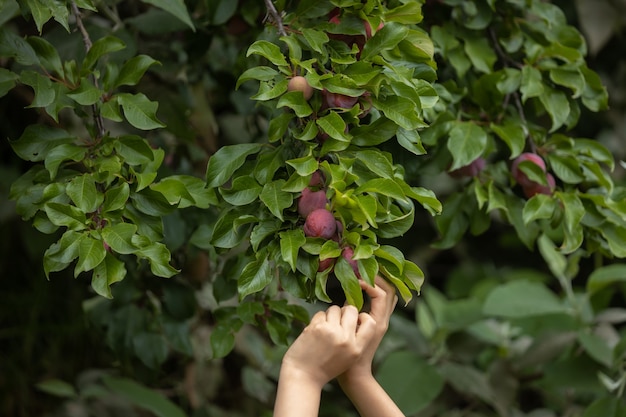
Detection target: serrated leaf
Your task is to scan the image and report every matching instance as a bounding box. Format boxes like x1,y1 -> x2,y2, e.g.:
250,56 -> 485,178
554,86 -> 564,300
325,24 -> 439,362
301,28 -> 329,53
316,111 -> 351,141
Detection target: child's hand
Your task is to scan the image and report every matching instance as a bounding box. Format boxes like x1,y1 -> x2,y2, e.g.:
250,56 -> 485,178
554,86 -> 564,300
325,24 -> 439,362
338,276 -> 398,383
281,304 -> 376,388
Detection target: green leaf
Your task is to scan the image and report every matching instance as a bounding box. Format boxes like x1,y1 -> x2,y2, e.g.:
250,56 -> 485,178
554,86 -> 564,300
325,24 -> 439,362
114,55 -> 160,87
0,68 -> 18,98
539,86 -> 570,132
66,174 -> 102,213
286,155 -> 318,176
490,122 -> 525,158
0,26 -> 40,66
316,111 -> 351,141
259,180 -> 293,221
44,202 -> 87,230
140,0 -> 195,31
556,191 -> 585,253
91,252 -> 127,298
118,93 -> 165,130
74,235 -> 107,277
578,331 -> 613,367
523,194 -> 557,224
537,233 -> 567,280
220,175 -> 262,206
35,379 -> 77,398
246,40 -> 289,67
587,264 -> 626,295
210,323 -> 236,359
447,122 -> 488,170
67,77 -> 102,106
44,143 -> 86,179
238,258 -> 273,298
548,153 -> 584,184
136,241 -> 179,278
483,280 -> 566,318
356,178 -> 408,203
360,22 -> 409,61
371,95 -> 423,130
82,36 -> 126,73
335,256 -> 364,309
464,36 -> 497,74
236,66 -> 279,89
103,376 -> 186,417
26,36 -> 63,76
21,71 -> 55,108
101,223 -> 137,255
102,183 -> 130,212
206,143 -> 262,187
385,2 -> 424,24
520,65 -> 544,102
582,396 -> 626,417
301,28 -> 329,53
277,91 -> 313,117
279,229 -> 306,272
152,175 -> 216,209
376,351 -> 444,415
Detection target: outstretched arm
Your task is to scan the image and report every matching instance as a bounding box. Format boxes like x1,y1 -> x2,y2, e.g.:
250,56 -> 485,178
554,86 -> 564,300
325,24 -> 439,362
337,276 -> 405,417
273,304 -> 376,417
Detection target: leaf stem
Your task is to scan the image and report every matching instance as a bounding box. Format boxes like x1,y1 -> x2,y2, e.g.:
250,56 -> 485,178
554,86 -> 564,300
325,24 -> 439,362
71,1 -> 106,140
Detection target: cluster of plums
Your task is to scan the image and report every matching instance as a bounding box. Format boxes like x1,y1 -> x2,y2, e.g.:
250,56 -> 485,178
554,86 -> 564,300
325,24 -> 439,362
297,171 -> 360,277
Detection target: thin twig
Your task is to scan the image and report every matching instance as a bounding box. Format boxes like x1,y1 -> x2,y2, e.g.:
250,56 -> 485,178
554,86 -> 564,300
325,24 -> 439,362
71,1 -> 106,139
488,27 -> 528,134
263,0 -> 287,37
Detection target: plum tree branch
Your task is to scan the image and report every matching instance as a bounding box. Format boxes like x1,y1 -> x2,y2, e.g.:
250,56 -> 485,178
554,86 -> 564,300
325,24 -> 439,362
264,0 -> 287,37
71,0 -> 106,140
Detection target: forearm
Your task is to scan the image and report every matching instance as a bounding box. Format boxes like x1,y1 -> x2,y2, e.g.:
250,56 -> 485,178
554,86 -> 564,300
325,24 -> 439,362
339,373 -> 405,417
273,364 -> 324,417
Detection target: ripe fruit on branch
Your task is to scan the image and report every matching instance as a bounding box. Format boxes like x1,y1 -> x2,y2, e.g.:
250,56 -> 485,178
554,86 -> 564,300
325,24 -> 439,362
298,188 -> 328,218
309,170 -> 325,188
449,157 -> 486,178
511,152 -> 546,187
287,76 -> 314,100
318,256 -> 335,272
303,208 -> 337,239
523,173 -> 556,198
341,246 -> 360,278
322,89 -> 359,110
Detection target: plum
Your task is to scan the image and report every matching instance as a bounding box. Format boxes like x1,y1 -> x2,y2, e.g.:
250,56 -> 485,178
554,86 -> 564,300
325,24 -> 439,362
523,173 -> 556,198
303,208 -> 337,239
288,76 -> 313,100
298,188 -> 328,218
511,153 -> 546,187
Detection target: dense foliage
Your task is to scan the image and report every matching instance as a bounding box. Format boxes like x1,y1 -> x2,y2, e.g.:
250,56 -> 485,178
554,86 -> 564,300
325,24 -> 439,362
1,0 -> 625,416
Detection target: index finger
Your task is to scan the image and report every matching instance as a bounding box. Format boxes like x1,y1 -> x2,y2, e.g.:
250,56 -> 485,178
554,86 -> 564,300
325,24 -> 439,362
360,276 -> 398,320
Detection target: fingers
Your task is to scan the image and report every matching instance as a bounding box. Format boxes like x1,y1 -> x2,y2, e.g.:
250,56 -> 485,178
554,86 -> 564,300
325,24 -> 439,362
339,305 -> 359,330
360,276 -> 398,320
354,312 -> 377,347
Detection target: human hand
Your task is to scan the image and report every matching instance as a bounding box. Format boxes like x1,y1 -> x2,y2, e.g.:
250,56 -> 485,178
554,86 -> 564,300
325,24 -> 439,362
338,276 -> 398,384
280,304 -> 377,389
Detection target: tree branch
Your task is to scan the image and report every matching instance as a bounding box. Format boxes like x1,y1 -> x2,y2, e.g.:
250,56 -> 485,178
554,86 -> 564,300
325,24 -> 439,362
71,1 -> 105,140
264,0 -> 287,37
